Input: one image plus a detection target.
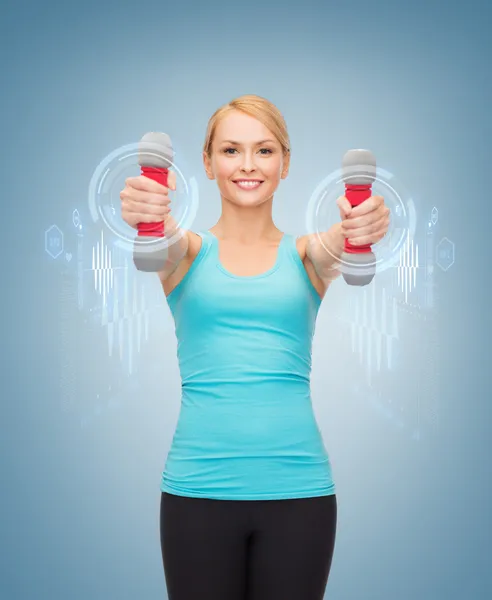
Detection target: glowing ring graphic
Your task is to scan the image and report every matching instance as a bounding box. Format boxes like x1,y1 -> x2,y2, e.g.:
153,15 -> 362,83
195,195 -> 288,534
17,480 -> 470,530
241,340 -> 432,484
306,165 -> 416,278
88,141 -> 199,254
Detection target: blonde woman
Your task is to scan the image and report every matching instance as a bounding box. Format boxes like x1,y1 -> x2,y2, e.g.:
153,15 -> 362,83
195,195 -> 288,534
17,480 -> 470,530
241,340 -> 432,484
120,94 -> 389,599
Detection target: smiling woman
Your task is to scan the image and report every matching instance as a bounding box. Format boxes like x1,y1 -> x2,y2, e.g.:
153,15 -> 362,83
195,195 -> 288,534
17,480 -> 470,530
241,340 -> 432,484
150,94 -> 339,600
118,90 -> 390,600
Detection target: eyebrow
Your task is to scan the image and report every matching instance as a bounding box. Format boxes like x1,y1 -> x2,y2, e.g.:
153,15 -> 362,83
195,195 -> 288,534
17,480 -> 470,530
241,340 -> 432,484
220,139 -> 277,145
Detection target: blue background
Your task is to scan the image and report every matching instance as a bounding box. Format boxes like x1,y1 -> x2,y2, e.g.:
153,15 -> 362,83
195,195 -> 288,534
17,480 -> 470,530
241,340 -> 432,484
2,0 -> 490,598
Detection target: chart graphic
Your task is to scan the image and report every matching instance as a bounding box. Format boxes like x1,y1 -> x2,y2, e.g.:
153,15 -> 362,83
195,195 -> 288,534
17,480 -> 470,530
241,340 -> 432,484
100,252 -> 153,374
332,205 -> 443,440
52,208 -> 174,427
349,282 -> 399,376
397,232 -> 419,303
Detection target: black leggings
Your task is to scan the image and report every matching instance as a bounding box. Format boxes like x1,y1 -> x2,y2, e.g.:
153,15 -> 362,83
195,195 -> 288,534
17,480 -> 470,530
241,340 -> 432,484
160,491 -> 337,600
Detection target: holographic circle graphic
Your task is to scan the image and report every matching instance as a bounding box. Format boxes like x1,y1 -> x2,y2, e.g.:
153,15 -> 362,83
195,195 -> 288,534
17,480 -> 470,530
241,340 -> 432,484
88,140 -> 199,254
306,164 -> 416,279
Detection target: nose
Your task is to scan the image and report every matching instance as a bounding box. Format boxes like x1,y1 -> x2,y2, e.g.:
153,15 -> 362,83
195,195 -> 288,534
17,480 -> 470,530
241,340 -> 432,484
240,150 -> 257,173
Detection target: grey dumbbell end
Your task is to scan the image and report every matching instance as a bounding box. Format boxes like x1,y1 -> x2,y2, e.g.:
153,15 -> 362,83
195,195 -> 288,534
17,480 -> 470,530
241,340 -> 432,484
341,250 -> 376,286
133,235 -> 169,272
341,149 -> 376,185
138,132 -> 174,168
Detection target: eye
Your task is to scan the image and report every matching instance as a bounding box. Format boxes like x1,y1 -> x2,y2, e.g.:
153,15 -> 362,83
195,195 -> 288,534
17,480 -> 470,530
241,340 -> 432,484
222,147 -> 274,155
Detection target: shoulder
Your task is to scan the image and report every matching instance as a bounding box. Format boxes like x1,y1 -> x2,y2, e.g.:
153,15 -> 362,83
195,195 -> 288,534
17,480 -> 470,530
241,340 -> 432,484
187,230 -> 205,258
160,230 -> 206,297
293,234 -> 328,301
294,233 -> 308,260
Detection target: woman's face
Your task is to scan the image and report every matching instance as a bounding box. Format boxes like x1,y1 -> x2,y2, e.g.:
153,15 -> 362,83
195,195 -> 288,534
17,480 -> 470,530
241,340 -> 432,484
203,110 -> 289,207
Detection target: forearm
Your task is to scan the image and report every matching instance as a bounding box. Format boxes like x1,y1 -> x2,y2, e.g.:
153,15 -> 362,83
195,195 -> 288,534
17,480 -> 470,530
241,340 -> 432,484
305,223 -> 345,284
157,215 -> 189,280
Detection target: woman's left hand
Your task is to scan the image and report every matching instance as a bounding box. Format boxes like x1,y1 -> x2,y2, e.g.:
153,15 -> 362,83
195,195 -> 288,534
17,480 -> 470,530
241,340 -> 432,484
336,195 -> 390,246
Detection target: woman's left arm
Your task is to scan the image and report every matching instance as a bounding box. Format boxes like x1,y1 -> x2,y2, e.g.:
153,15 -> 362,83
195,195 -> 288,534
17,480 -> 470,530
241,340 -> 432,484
303,195 -> 391,296
304,223 -> 345,289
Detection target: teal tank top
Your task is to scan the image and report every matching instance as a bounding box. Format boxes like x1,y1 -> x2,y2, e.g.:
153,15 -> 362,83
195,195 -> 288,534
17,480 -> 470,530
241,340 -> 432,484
160,230 -> 336,500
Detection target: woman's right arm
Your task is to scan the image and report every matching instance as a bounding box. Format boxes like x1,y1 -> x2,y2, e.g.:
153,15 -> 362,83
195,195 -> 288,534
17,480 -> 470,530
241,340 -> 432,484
160,230 -> 202,297
119,172 -> 202,297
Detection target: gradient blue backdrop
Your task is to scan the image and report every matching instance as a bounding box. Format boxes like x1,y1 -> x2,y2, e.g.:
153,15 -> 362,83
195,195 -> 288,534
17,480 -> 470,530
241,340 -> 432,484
2,0 -> 490,598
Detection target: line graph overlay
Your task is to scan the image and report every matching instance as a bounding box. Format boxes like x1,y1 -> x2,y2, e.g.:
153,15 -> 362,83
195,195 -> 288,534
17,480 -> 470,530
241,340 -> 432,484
348,282 -> 399,380
397,231 -> 419,303
99,251 -> 152,375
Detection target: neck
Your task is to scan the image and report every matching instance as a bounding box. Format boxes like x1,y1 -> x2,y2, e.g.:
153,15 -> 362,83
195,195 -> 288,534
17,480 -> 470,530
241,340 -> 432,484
211,195 -> 282,243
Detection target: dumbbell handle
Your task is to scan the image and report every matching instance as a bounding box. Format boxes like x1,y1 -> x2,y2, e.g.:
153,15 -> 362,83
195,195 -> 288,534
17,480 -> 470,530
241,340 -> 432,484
344,183 -> 372,254
137,166 -> 168,237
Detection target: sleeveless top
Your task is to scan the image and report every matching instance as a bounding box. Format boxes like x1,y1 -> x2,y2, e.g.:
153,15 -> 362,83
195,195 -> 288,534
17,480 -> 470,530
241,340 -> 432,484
160,230 -> 336,500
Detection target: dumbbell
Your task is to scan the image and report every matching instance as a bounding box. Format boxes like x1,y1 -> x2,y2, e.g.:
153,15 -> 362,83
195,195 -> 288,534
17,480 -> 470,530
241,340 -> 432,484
341,149 -> 377,286
133,131 -> 174,272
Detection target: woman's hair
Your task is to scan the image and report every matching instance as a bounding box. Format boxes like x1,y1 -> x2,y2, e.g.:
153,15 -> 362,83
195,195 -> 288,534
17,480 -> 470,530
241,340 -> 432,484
203,94 -> 290,158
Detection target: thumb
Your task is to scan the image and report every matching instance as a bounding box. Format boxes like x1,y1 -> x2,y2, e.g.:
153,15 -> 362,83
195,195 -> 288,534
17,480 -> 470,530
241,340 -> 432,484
167,169 -> 177,191
337,195 -> 352,220
164,211 -> 179,236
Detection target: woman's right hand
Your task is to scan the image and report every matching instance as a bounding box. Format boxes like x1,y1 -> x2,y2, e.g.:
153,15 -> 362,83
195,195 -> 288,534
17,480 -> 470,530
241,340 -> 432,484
120,170 -> 177,230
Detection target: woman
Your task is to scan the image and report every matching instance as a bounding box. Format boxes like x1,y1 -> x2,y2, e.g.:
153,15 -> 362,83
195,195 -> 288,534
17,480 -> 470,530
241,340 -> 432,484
120,94 -> 389,600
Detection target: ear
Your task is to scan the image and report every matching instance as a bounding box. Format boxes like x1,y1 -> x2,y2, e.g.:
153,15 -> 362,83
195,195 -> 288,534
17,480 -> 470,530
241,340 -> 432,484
203,151 -> 215,180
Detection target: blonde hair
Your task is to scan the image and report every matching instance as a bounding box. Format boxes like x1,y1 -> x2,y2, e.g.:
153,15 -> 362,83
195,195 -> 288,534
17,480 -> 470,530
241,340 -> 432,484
203,94 -> 291,158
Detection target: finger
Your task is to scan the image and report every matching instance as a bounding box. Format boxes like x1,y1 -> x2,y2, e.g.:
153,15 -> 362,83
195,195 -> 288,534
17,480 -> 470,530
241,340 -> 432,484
343,212 -> 389,239
336,195 -> 352,219
167,169 -> 177,191
342,214 -> 373,231
342,205 -> 388,231
349,195 -> 384,218
120,187 -> 171,207
342,204 -> 388,231
125,175 -> 170,195
122,199 -> 171,217
123,208 -> 170,224
121,211 -> 169,223
348,224 -> 388,246
135,213 -> 167,224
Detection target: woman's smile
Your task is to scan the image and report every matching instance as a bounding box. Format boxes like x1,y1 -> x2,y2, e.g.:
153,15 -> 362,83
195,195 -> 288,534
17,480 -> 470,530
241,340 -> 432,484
233,179 -> 264,190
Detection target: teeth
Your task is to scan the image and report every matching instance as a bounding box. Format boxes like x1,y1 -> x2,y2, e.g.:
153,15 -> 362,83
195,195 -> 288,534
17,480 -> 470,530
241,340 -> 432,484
236,181 -> 261,187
